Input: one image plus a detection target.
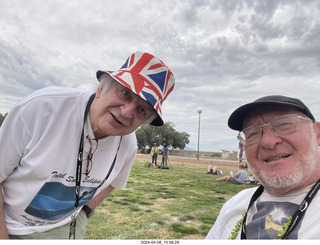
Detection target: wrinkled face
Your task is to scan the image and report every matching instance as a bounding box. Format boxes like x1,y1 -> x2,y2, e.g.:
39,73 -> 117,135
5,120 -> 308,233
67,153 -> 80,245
243,106 -> 320,195
89,81 -> 156,139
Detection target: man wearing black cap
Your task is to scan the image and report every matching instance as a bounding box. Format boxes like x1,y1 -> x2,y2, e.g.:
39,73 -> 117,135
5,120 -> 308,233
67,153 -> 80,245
206,95 -> 320,239
0,52 -> 175,239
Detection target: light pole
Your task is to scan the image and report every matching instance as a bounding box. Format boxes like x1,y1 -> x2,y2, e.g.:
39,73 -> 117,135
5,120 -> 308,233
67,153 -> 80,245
197,109 -> 202,161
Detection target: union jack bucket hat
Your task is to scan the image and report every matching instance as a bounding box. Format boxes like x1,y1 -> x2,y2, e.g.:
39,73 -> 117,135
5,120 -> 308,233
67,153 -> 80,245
96,51 -> 175,126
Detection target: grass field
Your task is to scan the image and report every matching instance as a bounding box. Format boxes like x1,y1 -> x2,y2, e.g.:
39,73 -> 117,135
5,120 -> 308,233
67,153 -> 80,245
84,158 -> 255,239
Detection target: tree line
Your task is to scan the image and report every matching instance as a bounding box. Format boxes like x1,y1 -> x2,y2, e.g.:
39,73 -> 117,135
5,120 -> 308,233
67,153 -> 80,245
135,121 -> 190,151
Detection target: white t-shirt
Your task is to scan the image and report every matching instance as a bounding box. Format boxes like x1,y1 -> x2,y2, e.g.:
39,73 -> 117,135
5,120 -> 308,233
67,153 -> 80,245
0,87 -> 137,235
206,184 -> 320,239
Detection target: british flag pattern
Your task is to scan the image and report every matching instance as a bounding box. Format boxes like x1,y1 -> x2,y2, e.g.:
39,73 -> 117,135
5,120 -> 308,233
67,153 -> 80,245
97,52 -> 175,126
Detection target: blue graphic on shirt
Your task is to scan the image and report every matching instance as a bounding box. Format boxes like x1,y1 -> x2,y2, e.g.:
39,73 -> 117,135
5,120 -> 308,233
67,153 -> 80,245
25,182 -> 96,221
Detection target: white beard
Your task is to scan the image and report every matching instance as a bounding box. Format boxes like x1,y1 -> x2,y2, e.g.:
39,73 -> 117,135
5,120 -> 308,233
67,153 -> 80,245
251,132 -> 320,194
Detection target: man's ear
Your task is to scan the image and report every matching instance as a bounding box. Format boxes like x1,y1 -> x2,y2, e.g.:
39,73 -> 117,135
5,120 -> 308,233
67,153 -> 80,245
314,122 -> 320,147
96,86 -> 102,98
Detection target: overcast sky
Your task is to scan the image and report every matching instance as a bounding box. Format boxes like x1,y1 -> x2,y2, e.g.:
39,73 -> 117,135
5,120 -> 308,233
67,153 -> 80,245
1,0 -> 320,152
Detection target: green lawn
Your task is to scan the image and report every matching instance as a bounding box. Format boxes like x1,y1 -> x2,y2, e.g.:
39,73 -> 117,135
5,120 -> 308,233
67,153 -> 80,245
84,160 -> 255,239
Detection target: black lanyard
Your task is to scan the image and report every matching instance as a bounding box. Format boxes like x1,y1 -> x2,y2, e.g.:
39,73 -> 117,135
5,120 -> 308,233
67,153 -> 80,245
74,94 -> 95,208
70,94 -> 122,239
74,93 -> 122,207
70,94 -> 95,240
241,178 -> 320,239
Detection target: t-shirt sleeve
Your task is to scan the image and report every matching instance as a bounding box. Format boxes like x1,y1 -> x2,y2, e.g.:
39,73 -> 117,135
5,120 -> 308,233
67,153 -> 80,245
0,105 -> 31,183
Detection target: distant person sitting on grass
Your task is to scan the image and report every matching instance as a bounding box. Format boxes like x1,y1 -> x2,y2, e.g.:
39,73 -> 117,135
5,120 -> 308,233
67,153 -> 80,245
207,165 -> 223,175
248,175 -> 259,185
216,162 -> 248,184
148,162 -> 155,168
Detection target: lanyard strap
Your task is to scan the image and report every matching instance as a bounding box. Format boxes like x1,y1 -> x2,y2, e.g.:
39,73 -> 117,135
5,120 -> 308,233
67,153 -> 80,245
75,94 -> 95,207
74,93 -> 123,207
282,178 -> 320,239
76,136 -> 122,203
70,93 -> 123,239
70,93 -> 95,240
240,185 -> 264,239
241,178 -> 320,239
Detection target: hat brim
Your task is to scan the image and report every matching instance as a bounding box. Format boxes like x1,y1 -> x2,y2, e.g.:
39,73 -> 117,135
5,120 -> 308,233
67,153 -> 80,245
96,70 -> 163,126
228,99 -> 315,131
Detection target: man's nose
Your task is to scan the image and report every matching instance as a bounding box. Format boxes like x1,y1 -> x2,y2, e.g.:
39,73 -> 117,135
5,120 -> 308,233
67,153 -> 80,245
259,125 -> 283,148
120,102 -> 135,119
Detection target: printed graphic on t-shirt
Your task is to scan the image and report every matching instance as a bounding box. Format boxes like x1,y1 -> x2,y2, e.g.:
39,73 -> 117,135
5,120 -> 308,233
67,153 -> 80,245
246,201 -> 301,239
25,182 -> 96,221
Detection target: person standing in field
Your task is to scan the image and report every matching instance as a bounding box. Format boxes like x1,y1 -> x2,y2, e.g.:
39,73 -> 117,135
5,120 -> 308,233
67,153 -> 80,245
150,143 -> 159,167
161,143 -> 169,168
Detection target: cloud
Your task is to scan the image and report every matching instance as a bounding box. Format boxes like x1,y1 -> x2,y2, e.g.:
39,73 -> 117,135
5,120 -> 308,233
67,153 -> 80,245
1,0 -> 320,152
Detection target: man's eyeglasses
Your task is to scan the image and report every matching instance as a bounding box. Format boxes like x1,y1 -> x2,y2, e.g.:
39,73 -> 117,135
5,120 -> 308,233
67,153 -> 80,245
238,114 -> 314,146
83,135 -> 98,175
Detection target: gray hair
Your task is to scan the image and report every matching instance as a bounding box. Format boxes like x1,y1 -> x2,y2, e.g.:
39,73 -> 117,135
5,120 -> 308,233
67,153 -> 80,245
97,73 -> 158,125
97,73 -> 115,94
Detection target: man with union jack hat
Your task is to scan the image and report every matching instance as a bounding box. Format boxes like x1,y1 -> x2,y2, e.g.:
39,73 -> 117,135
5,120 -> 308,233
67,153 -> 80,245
0,51 -> 175,239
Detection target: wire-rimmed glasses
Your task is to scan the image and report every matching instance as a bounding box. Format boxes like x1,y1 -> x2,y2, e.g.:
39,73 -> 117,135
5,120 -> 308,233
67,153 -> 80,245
238,114 -> 314,146
82,135 -> 98,175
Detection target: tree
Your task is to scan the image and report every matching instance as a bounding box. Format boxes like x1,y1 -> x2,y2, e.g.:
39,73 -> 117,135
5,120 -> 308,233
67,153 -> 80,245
135,121 -> 190,151
0,113 -> 7,127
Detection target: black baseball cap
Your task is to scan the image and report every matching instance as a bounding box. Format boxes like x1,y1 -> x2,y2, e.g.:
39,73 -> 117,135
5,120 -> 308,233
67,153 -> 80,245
228,95 -> 315,131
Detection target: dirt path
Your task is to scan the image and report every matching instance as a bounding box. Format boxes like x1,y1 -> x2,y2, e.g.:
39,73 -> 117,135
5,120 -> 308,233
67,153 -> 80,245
135,154 -> 240,171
